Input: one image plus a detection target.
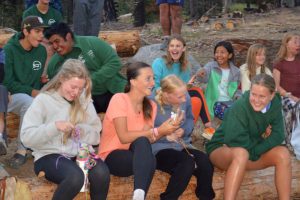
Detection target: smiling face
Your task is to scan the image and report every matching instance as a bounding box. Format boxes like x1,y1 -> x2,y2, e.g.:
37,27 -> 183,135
58,77 -> 86,101
286,35 -> 300,56
255,49 -> 266,67
249,84 -> 275,112
164,86 -> 187,107
167,39 -> 186,62
131,67 -> 154,96
48,33 -> 73,56
214,46 -> 232,68
24,28 -> 44,47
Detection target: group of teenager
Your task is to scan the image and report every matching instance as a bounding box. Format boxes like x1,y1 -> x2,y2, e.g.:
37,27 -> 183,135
0,2 -> 300,199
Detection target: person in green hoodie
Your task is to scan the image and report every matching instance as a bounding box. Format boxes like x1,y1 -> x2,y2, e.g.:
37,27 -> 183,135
3,16 -> 48,168
23,0 -> 63,26
45,22 -> 127,113
206,74 -> 291,199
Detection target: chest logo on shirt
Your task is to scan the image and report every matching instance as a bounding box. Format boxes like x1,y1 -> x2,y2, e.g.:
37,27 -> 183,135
48,19 -> 56,25
87,50 -> 95,58
78,54 -> 86,63
32,61 -> 42,71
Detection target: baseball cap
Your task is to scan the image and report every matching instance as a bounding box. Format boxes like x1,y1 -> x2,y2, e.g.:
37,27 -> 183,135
21,16 -> 48,31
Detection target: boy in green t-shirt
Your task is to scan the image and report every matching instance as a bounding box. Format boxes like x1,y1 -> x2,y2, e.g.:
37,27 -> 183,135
23,0 -> 63,26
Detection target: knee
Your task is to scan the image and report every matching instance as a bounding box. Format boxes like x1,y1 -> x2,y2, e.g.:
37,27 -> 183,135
90,161 -> 110,184
133,136 -> 151,147
180,155 -> 196,175
274,146 -> 291,167
231,147 -> 249,164
67,169 -> 85,190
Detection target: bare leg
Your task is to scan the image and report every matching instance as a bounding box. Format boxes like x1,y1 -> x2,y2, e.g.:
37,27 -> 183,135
170,4 -> 182,34
246,146 -> 291,200
210,145 -> 291,200
210,146 -> 249,200
0,113 -> 4,134
159,3 -> 171,36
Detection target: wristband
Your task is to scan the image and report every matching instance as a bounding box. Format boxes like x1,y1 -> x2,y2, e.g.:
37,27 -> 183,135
285,92 -> 291,97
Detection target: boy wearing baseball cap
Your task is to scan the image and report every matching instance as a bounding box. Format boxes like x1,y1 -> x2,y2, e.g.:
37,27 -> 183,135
3,16 -> 48,168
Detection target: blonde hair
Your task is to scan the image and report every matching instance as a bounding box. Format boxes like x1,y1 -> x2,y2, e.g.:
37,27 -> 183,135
246,44 -> 267,81
163,34 -> 189,71
275,32 -> 300,62
41,59 -> 92,125
155,75 -> 186,114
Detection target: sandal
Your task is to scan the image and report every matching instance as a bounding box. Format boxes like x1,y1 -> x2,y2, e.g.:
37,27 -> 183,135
8,153 -> 27,169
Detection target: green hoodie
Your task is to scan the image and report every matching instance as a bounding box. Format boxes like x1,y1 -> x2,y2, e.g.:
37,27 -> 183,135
3,32 -> 47,95
47,35 -> 127,95
206,92 -> 284,161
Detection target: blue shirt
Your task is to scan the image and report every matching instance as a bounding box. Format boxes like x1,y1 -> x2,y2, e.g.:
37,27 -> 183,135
152,57 -> 191,91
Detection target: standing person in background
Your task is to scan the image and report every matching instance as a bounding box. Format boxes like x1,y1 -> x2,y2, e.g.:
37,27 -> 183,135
152,35 -> 212,127
240,44 -> 273,93
99,62 -> 181,200
23,0 -> 63,26
198,41 -> 240,120
73,0 -> 105,36
21,59 -> 110,200
25,0 -> 63,14
206,74 -> 291,200
3,16 -> 48,168
150,75 -> 215,200
156,0 -> 183,49
45,22 -> 126,113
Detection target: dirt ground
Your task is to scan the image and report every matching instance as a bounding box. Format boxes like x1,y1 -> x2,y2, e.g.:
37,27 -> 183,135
2,6 -> 300,179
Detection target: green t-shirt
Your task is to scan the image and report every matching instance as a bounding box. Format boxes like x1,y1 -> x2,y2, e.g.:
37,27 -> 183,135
47,35 -> 126,95
23,5 -> 63,25
206,91 -> 285,161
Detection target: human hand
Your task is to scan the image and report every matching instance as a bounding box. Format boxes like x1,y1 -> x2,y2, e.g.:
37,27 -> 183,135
55,121 -> 75,143
55,121 -> 75,133
197,69 -> 206,78
166,128 -> 184,141
158,118 -> 181,136
41,38 -> 55,58
31,89 -> 40,97
262,125 -> 272,139
40,74 -> 49,84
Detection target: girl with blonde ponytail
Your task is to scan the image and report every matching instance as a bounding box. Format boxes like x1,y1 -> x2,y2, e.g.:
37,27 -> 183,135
150,75 -> 215,200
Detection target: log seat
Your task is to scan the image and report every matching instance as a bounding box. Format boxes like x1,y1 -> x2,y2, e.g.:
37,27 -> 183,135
20,156 -> 300,200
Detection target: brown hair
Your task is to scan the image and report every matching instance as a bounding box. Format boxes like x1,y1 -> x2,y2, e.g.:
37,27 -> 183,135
125,62 -> 153,121
250,74 -> 276,94
246,44 -> 267,81
163,34 -> 189,71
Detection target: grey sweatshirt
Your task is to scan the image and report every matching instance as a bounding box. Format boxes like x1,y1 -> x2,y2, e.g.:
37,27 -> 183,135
21,91 -> 101,161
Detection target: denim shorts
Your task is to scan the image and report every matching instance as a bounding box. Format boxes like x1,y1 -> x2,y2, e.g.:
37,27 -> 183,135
156,0 -> 184,7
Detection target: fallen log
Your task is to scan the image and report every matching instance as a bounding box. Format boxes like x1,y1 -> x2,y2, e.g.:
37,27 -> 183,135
0,30 -> 140,57
99,30 -> 140,57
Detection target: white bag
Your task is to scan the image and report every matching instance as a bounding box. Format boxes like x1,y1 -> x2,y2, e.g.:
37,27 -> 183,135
291,101 -> 300,160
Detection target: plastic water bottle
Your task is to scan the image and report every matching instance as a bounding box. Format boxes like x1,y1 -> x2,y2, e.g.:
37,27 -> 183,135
76,144 -> 89,192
